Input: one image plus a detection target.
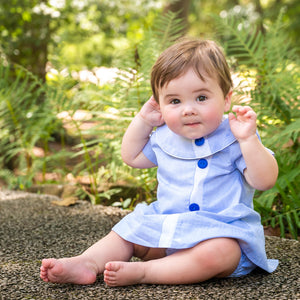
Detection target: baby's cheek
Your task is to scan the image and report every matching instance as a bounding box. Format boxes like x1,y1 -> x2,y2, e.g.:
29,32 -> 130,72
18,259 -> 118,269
163,113 -> 180,133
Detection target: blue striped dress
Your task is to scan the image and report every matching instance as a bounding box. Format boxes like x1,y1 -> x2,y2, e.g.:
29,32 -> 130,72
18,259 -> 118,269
112,116 -> 278,274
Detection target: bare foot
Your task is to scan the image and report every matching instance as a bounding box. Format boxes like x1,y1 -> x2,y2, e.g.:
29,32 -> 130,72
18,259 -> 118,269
104,261 -> 146,287
40,256 -> 98,285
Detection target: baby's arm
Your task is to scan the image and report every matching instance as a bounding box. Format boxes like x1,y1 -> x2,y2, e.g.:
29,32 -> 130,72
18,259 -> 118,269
121,96 -> 164,169
228,105 -> 278,191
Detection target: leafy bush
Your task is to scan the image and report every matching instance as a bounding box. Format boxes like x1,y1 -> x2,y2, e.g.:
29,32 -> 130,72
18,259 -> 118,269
215,9 -> 300,239
0,63 -> 70,188
65,11 -> 185,205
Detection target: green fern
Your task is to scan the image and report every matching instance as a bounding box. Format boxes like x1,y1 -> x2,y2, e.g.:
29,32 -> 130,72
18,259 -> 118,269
60,12 -> 185,203
0,63 -> 69,185
152,10 -> 185,51
214,10 -> 300,239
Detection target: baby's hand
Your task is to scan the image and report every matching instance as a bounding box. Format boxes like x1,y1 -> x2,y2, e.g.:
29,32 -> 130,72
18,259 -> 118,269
139,96 -> 164,127
228,105 -> 257,142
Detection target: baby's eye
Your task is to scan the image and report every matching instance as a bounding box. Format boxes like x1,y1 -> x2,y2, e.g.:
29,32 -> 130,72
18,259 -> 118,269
196,95 -> 207,102
171,99 -> 180,104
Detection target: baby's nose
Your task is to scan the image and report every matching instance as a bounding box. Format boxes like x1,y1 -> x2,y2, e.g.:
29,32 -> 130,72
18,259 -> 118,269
183,104 -> 196,115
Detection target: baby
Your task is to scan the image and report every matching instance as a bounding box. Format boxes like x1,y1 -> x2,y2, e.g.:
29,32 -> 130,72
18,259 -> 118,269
40,39 -> 278,286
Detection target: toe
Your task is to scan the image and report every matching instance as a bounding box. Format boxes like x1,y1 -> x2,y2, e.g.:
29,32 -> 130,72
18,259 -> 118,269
42,258 -> 55,268
105,261 -> 122,272
104,262 -> 113,271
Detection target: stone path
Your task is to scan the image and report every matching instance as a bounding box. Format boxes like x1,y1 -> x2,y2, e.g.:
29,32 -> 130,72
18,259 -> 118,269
0,191 -> 299,299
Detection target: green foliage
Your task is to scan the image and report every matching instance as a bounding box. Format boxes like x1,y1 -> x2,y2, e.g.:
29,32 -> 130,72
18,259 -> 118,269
2,0 -> 299,81
0,0 -> 52,79
47,0 -> 163,70
0,0 -> 163,79
67,11 -> 184,204
0,62 -> 70,188
214,10 -> 300,239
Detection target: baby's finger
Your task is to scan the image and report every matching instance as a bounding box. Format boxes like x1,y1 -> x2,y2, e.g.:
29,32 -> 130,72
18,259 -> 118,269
232,106 -> 248,117
148,95 -> 157,104
241,105 -> 253,112
231,105 -> 242,113
232,105 -> 253,116
244,109 -> 257,120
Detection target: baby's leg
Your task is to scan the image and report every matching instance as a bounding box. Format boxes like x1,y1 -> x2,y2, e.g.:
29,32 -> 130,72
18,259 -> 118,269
104,238 -> 241,286
40,231 -> 134,284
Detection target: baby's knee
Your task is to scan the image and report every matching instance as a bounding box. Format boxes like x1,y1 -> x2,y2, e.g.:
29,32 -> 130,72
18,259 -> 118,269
211,238 -> 241,277
215,238 -> 240,258
197,238 -> 241,276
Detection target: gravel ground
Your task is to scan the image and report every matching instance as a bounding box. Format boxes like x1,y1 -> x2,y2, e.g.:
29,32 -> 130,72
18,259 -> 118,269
0,190 -> 299,300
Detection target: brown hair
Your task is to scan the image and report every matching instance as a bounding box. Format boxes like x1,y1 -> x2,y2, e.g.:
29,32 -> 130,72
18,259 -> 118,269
151,39 -> 233,102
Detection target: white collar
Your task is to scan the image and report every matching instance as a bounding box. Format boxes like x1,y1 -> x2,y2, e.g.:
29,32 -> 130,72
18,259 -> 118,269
154,115 -> 236,159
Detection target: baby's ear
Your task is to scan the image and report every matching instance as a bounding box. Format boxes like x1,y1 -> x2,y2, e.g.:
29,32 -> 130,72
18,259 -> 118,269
224,90 -> 232,112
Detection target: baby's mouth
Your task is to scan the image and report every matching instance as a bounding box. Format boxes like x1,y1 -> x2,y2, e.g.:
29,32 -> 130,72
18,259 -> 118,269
184,121 -> 201,126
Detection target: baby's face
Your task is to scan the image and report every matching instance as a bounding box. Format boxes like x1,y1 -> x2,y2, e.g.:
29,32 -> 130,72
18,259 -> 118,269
158,67 -> 231,140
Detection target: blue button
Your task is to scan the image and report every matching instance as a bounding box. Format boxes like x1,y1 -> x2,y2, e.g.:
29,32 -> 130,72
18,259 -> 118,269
195,137 -> 205,146
189,203 -> 200,211
197,158 -> 208,169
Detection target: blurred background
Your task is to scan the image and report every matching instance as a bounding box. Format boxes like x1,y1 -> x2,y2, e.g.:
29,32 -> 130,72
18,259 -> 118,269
0,0 -> 299,239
